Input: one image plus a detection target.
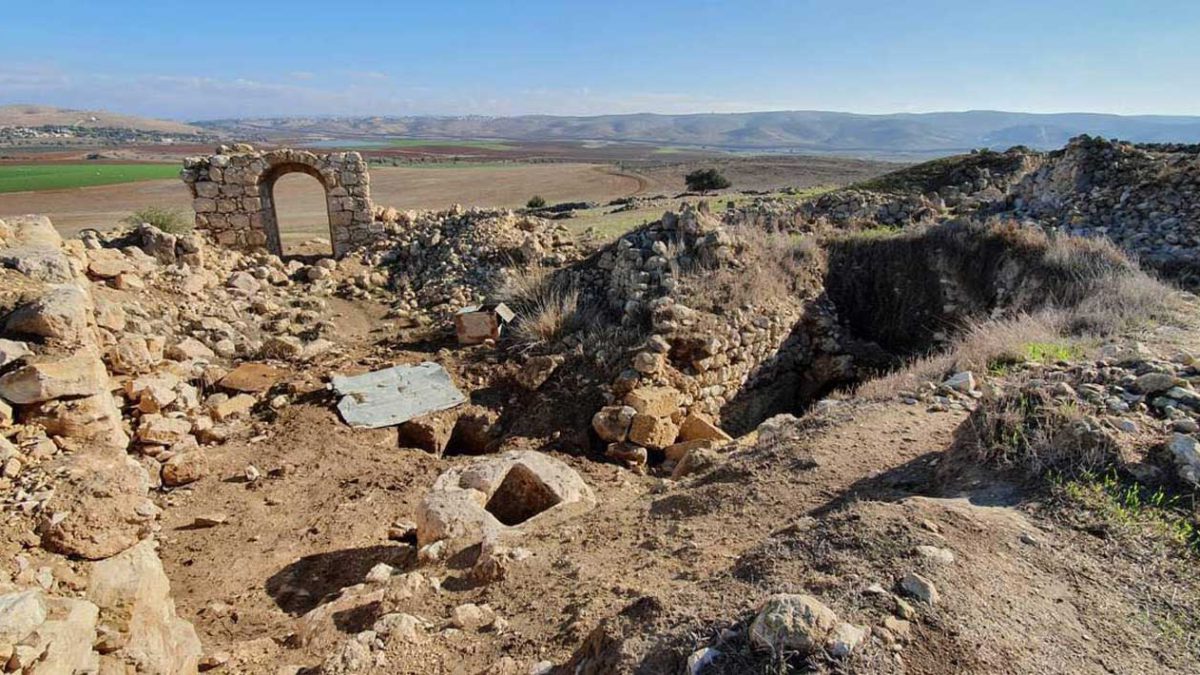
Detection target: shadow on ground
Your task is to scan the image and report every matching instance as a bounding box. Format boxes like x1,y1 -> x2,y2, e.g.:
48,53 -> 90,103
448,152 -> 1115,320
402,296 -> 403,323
265,544 -> 416,615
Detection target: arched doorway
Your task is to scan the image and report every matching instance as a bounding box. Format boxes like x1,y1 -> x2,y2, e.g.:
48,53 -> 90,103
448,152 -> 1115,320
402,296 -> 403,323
181,147 -> 380,257
260,164 -> 335,257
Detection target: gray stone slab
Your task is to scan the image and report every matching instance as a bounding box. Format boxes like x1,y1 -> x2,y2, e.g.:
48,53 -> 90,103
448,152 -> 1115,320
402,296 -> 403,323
332,362 -> 467,429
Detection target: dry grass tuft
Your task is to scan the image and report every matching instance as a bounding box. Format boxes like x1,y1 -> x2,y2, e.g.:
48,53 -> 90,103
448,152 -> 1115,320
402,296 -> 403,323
852,312 -> 1063,401
494,263 -> 579,346
968,384 -> 1121,477
679,225 -> 822,312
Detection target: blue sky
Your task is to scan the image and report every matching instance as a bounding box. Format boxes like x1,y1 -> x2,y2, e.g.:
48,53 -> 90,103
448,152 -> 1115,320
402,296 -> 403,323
1,0 -> 1197,120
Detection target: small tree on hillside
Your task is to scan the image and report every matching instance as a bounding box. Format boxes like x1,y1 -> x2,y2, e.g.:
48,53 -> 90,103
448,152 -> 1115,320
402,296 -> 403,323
526,195 -> 547,209
685,168 -> 731,194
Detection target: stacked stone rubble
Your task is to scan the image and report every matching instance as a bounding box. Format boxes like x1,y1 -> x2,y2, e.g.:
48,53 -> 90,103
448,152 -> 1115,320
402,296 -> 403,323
590,204 -> 850,469
0,215 -> 202,673
1007,135 -> 1200,267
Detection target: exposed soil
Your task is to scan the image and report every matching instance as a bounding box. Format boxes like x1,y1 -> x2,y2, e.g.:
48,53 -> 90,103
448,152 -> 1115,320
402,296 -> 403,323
138,278 -> 1200,674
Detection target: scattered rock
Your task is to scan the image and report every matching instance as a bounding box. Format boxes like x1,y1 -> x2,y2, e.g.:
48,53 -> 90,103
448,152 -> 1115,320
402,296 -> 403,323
749,593 -> 838,654
826,622 -> 867,658
1134,371 -> 1177,394
624,386 -> 680,417
627,413 -> 679,450
515,355 -> 563,390
942,371 -> 976,393
677,412 -> 732,443
1167,433 -> 1200,486
592,405 -> 636,442
450,603 -> 497,631
0,350 -> 109,404
914,545 -> 955,565
162,448 -> 210,487
900,572 -> 940,605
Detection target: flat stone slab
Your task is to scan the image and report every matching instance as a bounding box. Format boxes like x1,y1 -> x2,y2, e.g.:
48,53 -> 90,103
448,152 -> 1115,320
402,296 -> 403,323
331,362 -> 467,429
219,363 -> 286,393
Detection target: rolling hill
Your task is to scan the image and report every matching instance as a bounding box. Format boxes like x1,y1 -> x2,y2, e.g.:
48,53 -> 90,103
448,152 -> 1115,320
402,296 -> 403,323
196,109 -> 1200,156
0,104 -> 206,135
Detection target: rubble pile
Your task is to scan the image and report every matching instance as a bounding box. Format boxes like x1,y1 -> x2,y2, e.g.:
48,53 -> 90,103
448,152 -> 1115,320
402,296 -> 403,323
0,215 -> 202,672
1008,135 -> 1200,268
345,206 -> 583,322
767,136 -> 1199,283
586,204 -> 849,471
786,146 -> 1041,231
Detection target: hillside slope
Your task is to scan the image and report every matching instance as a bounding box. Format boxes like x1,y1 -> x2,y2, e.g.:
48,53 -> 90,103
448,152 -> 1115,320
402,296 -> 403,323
0,104 -> 204,134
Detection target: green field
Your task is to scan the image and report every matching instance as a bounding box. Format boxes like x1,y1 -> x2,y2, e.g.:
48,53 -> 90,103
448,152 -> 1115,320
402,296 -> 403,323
0,164 -> 180,193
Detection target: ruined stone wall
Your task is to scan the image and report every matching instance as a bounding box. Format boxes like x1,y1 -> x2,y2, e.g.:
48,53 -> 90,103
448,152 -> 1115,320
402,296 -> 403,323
180,145 -> 380,257
595,205 -> 849,438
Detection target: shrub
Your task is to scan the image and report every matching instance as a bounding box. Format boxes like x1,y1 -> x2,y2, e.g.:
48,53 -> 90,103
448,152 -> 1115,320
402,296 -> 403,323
969,383 -> 1121,478
512,285 -> 579,345
851,312 -> 1063,401
122,206 -> 191,234
526,195 -> 546,209
684,168 -> 731,193
673,225 -> 822,312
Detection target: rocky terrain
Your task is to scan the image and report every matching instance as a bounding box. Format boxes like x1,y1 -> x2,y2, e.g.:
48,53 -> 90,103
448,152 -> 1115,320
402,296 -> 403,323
743,136 -> 1200,287
0,135 -> 1198,674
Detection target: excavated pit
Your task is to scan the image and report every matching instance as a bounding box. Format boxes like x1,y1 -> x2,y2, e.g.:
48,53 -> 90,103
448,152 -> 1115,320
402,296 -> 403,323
711,218 -> 1149,431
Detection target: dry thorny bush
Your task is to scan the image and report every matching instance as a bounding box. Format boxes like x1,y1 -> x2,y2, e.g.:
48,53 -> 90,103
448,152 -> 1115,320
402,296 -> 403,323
968,382 -> 1123,477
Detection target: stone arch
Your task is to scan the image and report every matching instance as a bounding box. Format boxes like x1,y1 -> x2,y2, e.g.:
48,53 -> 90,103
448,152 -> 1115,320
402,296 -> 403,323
181,145 -> 381,257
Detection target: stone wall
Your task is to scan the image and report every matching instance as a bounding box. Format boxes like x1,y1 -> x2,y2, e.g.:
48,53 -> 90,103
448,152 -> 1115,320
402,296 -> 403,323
180,145 -> 380,257
594,205 -> 850,438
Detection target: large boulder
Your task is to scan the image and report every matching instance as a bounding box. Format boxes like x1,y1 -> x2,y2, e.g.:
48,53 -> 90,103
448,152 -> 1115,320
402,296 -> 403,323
749,594 -> 838,654
88,540 -> 202,674
0,590 -> 101,674
398,410 -> 458,455
592,405 -> 636,443
0,339 -> 33,368
416,450 -> 595,549
0,350 -> 110,404
0,216 -> 72,283
22,392 -> 129,450
624,386 -> 680,417
21,596 -> 100,674
4,284 -> 93,343
3,215 -> 62,249
40,453 -> 155,560
0,590 -> 47,643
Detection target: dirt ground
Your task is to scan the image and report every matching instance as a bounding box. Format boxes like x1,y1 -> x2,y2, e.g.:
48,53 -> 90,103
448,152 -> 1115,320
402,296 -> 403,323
0,163 -> 643,240
139,284 -> 1200,674
0,154 -> 896,245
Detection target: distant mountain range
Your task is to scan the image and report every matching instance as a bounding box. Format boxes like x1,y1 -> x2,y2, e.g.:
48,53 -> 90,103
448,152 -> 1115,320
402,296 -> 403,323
195,110 -> 1200,157
6,105 -> 1200,157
